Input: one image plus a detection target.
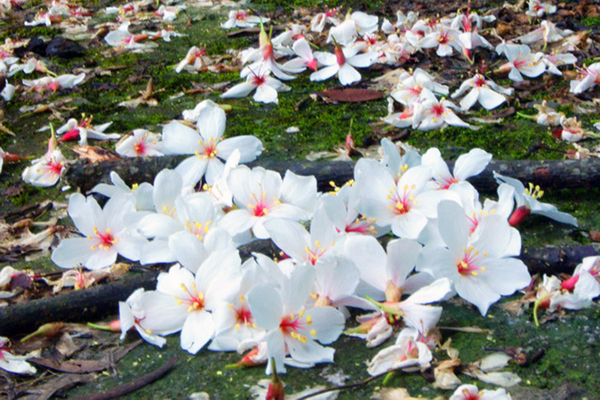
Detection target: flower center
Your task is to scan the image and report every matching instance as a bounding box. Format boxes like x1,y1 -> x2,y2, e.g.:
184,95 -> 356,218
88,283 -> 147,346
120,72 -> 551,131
44,158 -> 64,176
345,216 -> 377,235
90,227 -> 118,251
196,138 -> 218,159
474,75 -> 487,87
184,220 -> 211,241
231,297 -> 255,330
524,182 -> 544,199
457,246 -> 487,276
462,389 -> 480,400
430,103 -> 445,117
279,312 -> 315,343
134,138 -> 147,155
387,184 -> 417,215
176,282 -> 205,313
305,240 -> 329,265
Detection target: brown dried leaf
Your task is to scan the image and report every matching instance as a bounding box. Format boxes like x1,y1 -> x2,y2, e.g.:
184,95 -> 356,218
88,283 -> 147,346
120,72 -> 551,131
589,231 -> 600,242
316,88 -> 383,103
29,357 -> 109,373
71,146 -> 121,163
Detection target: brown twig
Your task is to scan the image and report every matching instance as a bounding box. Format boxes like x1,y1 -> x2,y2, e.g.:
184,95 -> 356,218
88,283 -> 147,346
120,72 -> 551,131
294,367 -> 403,400
68,357 -> 177,400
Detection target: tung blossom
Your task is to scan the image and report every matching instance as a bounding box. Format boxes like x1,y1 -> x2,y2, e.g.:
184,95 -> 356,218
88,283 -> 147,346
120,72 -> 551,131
419,26 -> 462,57
176,46 -> 211,73
310,45 -> 377,86
23,73 -> 85,92
0,337 -> 36,375
421,147 -> 492,190
569,62 -> 600,94
152,251 -> 243,354
51,193 -> 146,270
247,264 -> 345,374
497,44 -> 545,82
221,66 -> 284,104
162,100 -> 262,187
55,116 -> 120,145
451,74 -> 513,111
22,131 -> 67,188
526,0 -> 557,17
493,172 -> 578,227
115,129 -> 165,157
355,160 -> 458,239
417,201 -> 531,316
219,166 -> 317,240
366,328 -> 434,375
412,91 -> 470,131
450,384 -> 512,400
221,10 -> 268,29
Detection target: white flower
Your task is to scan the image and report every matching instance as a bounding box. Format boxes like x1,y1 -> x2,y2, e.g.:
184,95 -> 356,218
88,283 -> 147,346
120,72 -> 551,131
517,20 -> 572,45
569,62 -> 600,94
263,206 -> 343,266
51,194 -> 146,270
221,66 -> 284,104
219,166 -> 317,239
310,45 -> 377,86
119,288 -> 170,347
55,117 -> 120,145
221,10 -> 268,29
91,171 -> 155,211
22,148 -> 67,188
175,46 -> 211,73
421,147 -> 492,189
390,68 -> 449,106
367,328 -> 433,375
451,74 -> 513,111
152,251 -> 243,354
162,101 -> 262,187
247,264 -> 345,374
355,160 -> 458,239
542,52 -> 577,76
417,201 -> 531,316
412,91 -> 470,131
23,73 -> 85,91
526,0 -> 557,17
115,129 -> 165,157
493,172 -> 578,226
497,44 -> 545,82
0,337 -> 36,374
450,384 -> 512,400
419,26 -> 462,57
282,38 -> 318,73
104,22 -> 149,48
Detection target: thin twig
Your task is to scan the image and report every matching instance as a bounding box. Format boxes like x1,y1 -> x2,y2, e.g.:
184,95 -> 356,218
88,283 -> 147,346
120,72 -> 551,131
294,367 -> 404,400
68,357 -> 177,400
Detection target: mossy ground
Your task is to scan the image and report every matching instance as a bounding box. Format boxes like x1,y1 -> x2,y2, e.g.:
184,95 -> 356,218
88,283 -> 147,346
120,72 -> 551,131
64,299 -> 600,399
1,0 -> 599,398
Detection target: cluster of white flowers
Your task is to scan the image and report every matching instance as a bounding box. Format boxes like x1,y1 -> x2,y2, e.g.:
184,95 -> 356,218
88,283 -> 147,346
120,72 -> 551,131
46,112 -> 591,387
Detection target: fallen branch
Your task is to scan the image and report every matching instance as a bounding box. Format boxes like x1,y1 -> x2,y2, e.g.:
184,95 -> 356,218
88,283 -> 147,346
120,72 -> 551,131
0,240 -> 279,336
68,357 -> 177,400
65,157 -> 600,193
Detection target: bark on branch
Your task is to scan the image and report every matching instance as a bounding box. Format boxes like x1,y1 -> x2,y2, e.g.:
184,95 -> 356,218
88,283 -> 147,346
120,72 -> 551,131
65,157 -> 600,193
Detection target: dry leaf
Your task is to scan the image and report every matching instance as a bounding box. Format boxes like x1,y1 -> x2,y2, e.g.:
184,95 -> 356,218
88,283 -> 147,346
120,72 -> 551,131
71,146 -> 121,162
316,88 -> 383,103
589,231 -> 600,242
433,359 -> 462,389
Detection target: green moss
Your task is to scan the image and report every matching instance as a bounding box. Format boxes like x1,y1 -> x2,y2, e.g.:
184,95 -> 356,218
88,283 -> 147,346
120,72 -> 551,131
0,26 -> 62,41
581,17 -> 600,28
